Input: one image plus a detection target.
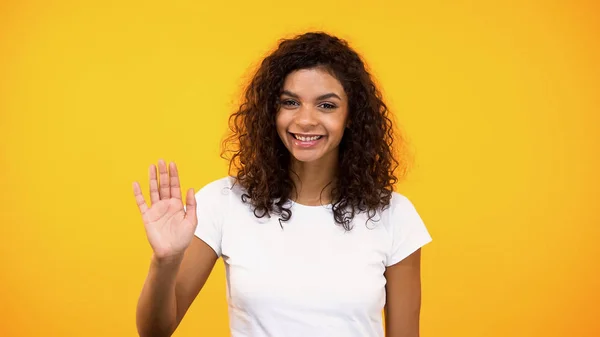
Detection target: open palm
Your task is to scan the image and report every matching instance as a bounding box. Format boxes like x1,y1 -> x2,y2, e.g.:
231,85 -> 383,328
133,160 -> 197,260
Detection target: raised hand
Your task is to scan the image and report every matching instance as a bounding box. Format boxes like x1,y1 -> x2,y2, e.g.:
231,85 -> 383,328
133,160 -> 197,260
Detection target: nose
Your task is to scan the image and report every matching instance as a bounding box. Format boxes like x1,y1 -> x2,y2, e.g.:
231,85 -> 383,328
294,105 -> 318,128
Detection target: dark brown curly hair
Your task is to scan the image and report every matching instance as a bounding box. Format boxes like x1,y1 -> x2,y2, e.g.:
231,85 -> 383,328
221,31 -> 410,230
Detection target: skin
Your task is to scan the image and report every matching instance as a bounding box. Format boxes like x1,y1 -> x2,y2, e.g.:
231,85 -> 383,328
133,67 -> 423,337
275,67 -> 349,206
385,249 -> 423,337
134,160 -> 219,337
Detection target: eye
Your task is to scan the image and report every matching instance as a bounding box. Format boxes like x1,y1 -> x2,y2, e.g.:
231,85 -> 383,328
319,102 -> 337,110
280,99 -> 299,107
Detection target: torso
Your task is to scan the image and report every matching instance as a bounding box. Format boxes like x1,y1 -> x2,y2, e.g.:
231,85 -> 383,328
218,179 -> 392,337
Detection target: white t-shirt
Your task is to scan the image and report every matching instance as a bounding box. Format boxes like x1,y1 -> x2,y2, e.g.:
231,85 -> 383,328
193,176 -> 432,337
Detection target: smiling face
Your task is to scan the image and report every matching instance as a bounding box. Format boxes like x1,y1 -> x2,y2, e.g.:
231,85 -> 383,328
276,67 -> 349,166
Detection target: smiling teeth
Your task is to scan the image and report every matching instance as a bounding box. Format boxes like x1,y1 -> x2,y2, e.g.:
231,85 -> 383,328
294,134 -> 322,141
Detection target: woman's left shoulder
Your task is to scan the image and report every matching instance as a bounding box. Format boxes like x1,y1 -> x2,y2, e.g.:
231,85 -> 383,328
379,191 -> 428,230
384,191 -> 419,214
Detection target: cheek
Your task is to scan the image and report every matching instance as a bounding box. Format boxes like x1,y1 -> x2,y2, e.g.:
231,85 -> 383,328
275,112 -> 286,132
275,112 -> 292,142
326,116 -> 348,139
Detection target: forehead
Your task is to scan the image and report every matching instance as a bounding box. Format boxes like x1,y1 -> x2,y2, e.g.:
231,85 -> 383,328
282,68 -> 347,99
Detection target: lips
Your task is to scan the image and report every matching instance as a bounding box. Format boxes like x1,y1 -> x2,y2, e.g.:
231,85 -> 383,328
288,132 -> 325,148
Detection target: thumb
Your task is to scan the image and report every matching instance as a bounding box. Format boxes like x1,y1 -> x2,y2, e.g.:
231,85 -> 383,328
184,188 -> 197,223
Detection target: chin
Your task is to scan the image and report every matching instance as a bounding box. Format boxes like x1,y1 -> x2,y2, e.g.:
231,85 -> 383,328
290,153 -> 322,163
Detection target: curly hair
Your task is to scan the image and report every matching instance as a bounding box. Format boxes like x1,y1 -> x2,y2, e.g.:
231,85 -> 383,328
221,31 -> 410,230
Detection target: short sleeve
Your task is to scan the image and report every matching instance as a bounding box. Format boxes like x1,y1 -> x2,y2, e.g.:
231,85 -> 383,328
385,193 -> 433,267
189,178 -> 230,257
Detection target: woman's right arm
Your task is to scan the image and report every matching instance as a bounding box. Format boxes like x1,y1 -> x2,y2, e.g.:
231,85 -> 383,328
132,160 -> 219,337
136,238 -> 218,337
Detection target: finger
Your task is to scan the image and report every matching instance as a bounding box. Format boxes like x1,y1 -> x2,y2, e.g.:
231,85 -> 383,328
149,164 -> 160,205
158,159 -> 170,200
184,188 -> 197,224
169,161 -> 182,200
133,181 -> 149,214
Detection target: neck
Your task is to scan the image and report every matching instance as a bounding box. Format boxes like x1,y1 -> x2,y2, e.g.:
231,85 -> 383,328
289,154 -> 338,206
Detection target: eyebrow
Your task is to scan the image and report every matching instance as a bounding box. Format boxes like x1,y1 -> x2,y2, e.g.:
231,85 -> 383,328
281,90 -> 342,101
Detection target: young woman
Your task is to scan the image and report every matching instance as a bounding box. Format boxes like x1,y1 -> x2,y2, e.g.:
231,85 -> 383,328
133,31 -> 432,337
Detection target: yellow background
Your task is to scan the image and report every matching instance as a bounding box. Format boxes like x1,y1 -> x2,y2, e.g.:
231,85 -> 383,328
1,0 -> 599,336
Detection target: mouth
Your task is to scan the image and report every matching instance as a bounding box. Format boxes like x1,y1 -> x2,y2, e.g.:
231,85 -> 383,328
288,132 -> 325,148
290,133 -> 324,141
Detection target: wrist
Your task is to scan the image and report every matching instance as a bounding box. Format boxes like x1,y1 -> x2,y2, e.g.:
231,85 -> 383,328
151,252 -> 184,268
